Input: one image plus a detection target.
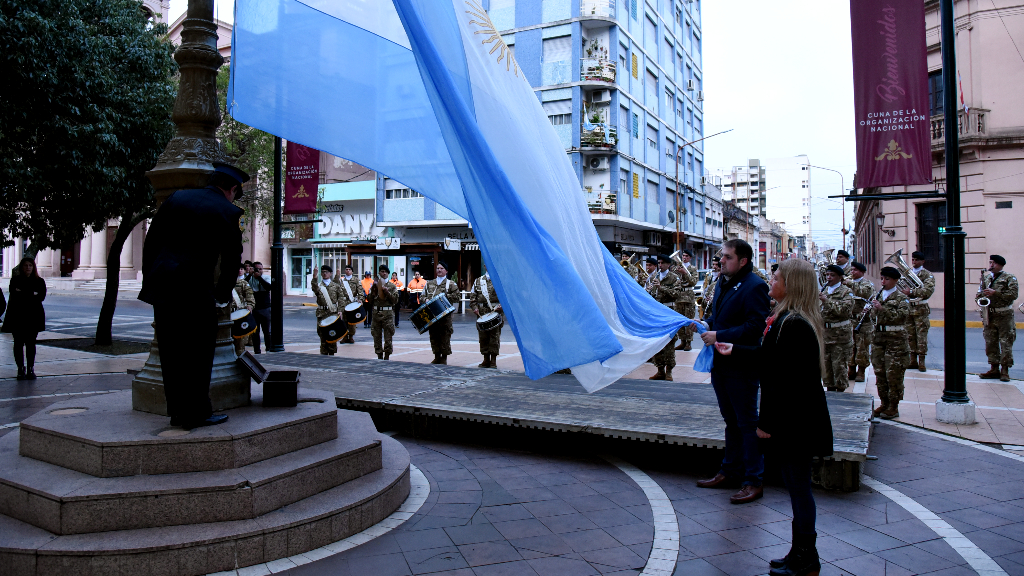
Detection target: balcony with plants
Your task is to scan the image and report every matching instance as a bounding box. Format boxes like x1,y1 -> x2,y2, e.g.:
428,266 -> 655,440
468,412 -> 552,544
582,108 -> 617,148
580,0 -> 614,18
581,39 -> 615,83
583,187 -> 616,214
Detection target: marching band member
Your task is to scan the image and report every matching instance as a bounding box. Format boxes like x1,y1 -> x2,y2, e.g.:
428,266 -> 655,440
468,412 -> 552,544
869,267 -> 911,419
844,261 -> 874,382
339,266 -> 361,343
471,268 -> 503,368
674,250 -> 699,351
369,264 -> 399,360
649,254 -> 682,381
979,255 -> 1018,381
819,264 -> 854,392
903,251 -> 935,372
312,265 -> 345,356
425,262 -> 461,365
835,250 -> 851,275
231,264 -> 256,357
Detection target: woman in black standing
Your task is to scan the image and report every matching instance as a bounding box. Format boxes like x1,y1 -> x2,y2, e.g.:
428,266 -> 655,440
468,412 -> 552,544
715,258 -> 832,576
3,258 -> 47,380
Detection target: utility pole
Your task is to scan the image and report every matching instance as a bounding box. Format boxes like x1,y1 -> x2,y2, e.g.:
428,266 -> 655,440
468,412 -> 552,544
937,0 -> 972,422
269,137 -> 285,352
673,129 -> 733,253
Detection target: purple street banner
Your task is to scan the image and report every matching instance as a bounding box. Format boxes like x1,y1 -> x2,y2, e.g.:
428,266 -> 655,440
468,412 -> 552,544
850,0 -> 933,188
284,142 -> 319,214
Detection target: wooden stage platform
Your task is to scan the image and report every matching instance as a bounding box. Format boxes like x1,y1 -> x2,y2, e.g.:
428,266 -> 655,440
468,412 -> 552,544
264,353 -> 873,489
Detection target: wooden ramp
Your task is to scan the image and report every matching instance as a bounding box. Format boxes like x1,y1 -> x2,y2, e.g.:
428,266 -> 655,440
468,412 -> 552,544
264,352 -> 872,468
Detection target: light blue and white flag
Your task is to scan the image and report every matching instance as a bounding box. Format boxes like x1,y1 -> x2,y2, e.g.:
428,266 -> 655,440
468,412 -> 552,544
229,0 -> 699,390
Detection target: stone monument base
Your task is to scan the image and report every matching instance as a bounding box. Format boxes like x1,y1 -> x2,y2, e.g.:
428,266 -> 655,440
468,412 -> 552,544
936,399 -> 977,425
0,387 -> 410,576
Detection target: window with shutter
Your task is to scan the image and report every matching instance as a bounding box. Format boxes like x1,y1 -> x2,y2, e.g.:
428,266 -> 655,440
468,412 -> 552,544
632,113 -> 639,138
542,36 -> 571,62
631,53 -> 638,78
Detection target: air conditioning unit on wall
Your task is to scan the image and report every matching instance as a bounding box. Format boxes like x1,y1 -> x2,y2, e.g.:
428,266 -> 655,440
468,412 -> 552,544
686,79 -> 696,91
588,156 -> 610,171
592,90 -> 612,104
697,90 -> 704,101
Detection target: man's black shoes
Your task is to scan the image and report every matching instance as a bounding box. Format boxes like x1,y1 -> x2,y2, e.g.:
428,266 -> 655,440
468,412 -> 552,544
170,414 -> 229,430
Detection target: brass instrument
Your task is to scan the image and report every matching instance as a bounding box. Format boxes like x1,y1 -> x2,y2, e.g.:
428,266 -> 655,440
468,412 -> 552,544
884,248 -> 925,294
977,270 -> 991,326
816,248 -> 836,288
669,250 -> 695,285
621,253 -> 650,284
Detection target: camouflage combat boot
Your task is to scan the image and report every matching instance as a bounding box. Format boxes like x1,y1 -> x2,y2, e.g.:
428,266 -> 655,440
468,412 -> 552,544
847,366 -> 857,380
1001,365 -> 1011,382
872,399 -> 888,418
980,364 -> 1000,379
880,401 -> 900,419
664,367 -> 674,382
855,367 -> 866,382
649,367 -> 667,380
908,356 -> 919,370
918,355 -> 926,372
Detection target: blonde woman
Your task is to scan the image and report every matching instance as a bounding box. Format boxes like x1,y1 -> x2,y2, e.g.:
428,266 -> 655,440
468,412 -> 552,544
715,259 -> 833,576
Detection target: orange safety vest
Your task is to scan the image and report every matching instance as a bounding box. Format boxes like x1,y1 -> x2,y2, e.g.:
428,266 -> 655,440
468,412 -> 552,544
408,278 -> 426,291
391,278 -> 404,290
361,277 -> 373,297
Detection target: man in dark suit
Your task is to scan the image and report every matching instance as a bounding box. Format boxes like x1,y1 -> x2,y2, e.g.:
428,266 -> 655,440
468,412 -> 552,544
697,239 -> 771,503
139,163 -> 247,429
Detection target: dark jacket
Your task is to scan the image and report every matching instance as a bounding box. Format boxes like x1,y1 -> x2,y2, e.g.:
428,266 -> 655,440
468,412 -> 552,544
139,187 -> 243,307
2,275 -> 46,334
247,274 -> 272,309
733,311 -> 834,458
707,262 -> 771,377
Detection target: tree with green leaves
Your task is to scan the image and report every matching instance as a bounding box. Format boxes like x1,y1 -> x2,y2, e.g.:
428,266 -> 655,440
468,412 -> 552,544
0,0 -> 177,344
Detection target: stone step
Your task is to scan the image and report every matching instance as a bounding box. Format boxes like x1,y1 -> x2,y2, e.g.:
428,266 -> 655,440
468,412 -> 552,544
19,389 -> 338,477
0,411 -> 383,535
0,433 -> 411,576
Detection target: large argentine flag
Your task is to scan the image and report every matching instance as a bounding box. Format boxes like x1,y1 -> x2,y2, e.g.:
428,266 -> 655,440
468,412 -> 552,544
229,0 -> 696,390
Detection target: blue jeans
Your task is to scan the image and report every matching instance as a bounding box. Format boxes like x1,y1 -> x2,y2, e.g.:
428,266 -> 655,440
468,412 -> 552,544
780,457 -> 816,537
710,371 -> 764,486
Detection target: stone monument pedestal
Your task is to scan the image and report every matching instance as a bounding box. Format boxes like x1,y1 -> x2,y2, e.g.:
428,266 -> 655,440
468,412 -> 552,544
936,399 -> 977,424
132,310 -> 252,415
0,387 -> 410,576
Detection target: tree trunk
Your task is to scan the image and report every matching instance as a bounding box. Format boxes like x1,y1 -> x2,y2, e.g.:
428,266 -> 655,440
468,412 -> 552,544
95,214 -> 145,345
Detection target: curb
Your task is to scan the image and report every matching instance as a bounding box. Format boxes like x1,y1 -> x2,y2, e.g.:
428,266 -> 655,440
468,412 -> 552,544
931,320 -> 1024,328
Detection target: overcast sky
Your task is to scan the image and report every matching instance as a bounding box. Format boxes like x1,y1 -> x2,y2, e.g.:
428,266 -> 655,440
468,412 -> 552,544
168,0 -> 857,249
702,0 -> 857,249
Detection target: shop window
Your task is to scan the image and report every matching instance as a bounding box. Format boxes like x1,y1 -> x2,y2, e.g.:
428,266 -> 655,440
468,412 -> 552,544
917,202 -> 946,272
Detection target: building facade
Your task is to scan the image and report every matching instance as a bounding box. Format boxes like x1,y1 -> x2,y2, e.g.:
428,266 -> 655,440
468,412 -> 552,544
717,159 -> 767,219
852,0 -> 1024,311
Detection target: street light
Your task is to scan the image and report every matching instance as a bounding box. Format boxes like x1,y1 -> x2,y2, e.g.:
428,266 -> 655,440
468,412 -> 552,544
875,212 -> 895,237
673,129 -> 734,253
808,164 -> 848,252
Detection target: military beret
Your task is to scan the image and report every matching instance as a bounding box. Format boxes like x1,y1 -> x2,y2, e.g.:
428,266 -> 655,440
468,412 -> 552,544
836,250 -> 850,258
378,264 -> 390,274
911,251 -> 925,260
880,266 -> 901,279
658,253 -> 673,263
437,261 -> 449,272
991,255 -> 1006,266
713,256 -> 721,263
826,264 -> 845,276
646,256 -> 658,265
320,265 -> 332,273
683,249 -> 693,257
852,261 -> 867,272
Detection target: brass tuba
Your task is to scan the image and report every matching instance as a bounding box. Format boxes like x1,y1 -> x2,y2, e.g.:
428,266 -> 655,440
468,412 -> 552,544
816,248 -> 836,288
883,248 -> 925,293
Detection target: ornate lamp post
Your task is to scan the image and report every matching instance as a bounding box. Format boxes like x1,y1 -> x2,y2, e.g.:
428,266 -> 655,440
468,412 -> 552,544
132,0 -> 252,414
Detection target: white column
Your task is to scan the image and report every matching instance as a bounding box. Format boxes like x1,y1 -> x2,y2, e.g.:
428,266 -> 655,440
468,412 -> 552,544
90,226 -> 108,269
120,228 -> 134,268
78,230 -> 93,268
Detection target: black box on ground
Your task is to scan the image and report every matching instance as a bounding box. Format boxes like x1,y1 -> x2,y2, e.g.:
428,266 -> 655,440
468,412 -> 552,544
237,352 -> 300,408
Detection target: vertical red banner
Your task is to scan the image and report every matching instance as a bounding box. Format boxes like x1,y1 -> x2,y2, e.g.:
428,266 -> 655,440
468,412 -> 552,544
850,0 -> 933,188
284,142 -> 319,214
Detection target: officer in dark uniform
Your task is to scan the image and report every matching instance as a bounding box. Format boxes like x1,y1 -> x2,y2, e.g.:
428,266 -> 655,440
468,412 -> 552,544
139,163 -> 247,429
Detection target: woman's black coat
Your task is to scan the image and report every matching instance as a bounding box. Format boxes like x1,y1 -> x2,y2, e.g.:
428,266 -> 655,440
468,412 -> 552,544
2,275 -> 46,334
733,311 -> 834,458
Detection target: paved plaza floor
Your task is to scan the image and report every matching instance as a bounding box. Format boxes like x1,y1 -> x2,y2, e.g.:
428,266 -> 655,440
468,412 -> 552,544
3,334 -> 1024,575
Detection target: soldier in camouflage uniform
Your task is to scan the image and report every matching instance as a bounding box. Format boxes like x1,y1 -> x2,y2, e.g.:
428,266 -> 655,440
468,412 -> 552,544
230,265 -> 256,357
367,264 -> 399,360
870,267 -> 911,419
700,257 -> 720,319
471,271 -> 503,368
819,265 -> 855,391
902,251 -> 936,371
844,261 -> 874,382
673,250 -> 698,350
835,250 -> 851,276
337,266 -> 362,344
311,265 -> 347,356
649,254 -> 682,380
425,261 -> 462,365
979,254 -> 1018,382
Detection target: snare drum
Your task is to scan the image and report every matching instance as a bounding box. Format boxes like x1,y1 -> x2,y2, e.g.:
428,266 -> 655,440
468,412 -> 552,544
317,315 -> 347,344
410,293 -> 457,334
343,302 -> 366,325
476,311 -> 504,332
231,309 -> 257,340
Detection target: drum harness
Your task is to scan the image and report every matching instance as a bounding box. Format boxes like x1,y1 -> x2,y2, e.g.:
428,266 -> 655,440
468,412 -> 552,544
313,279 -> 337,314
477,276 -> 496,313
231,288 -> 243,310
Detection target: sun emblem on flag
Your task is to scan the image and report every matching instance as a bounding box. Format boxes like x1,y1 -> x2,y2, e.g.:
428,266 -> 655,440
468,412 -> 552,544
465,0 -> 520,77
875,140 -> 913,161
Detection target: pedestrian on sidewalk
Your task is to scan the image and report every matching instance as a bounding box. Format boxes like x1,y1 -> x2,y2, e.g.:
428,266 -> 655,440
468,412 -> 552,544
697,239 -> 770,504
715,258 -> 833,576
3,258 -> 46,380
246,261 -> 272,354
